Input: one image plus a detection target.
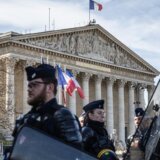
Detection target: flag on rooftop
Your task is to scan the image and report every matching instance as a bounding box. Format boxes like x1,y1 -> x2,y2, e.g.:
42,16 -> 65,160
90,0 -> 103,11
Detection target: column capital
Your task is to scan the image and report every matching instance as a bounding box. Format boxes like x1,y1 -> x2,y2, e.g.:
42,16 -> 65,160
82,72 -> 92,81
138,83 -> 147,89
106,77 -> 116,85
128,81 -> 136,89
95,74 -> 104,83
5,57 -> 18,68
140,83 -> 147,89
147,84 -> 155,91
117,79 -> 126,87
16,60 -> 27,71
19,60 -> 36,74
4,57 -> 19,75
25,60 -> 36,67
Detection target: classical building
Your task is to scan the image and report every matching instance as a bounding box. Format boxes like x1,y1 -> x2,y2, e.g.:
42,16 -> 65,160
0,24 -> 159,143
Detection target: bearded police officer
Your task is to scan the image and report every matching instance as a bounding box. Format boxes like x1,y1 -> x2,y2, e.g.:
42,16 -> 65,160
5,64 -> 82,159
82,100 -> 118,160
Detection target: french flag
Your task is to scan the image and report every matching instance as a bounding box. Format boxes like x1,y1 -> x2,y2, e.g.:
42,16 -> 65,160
57,65 -> 67,90
57,65 -> 76,96
56,65 -> 67,104
63,72 -> 76,96
90,0 -> 103,11
66,69 -> 85,99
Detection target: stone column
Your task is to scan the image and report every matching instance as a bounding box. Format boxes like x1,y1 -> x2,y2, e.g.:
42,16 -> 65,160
95,75 -> 103,100
23,65 -> 29,113
147,85 -> 154,102
82,73 -> 91,106
139,84 -> 145,109
128,82 -> 135,135
106,77 -> 115,135
118,80 -> 126,143
69,71 -> 78,114
5,57 -> 17,132
69,90 -> 76,114
57,85 -> 63,105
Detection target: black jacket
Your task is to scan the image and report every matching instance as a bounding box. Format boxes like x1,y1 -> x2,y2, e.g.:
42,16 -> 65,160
13,98 -> 82,147
126,128 -> 145,152
82,120 -> 115,156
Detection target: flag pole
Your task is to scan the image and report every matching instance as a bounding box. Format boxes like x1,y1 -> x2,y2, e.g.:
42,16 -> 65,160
89,0 -> 90,24
49,8 -> 51,30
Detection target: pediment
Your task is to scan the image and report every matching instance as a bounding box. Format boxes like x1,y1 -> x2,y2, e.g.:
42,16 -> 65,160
13,25 -> 159,74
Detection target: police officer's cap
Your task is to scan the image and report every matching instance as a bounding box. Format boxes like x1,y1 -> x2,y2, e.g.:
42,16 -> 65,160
83,100 -> 104,113
25,64 -> 56,81
135,107 -> 144,117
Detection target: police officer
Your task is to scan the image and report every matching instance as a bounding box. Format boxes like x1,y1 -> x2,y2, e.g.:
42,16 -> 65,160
6,64 -> 82,159
125,107 -> 145,160
82,100 -> 118,160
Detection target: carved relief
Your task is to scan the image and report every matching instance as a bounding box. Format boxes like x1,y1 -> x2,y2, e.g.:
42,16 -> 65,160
23,30 -> 148,72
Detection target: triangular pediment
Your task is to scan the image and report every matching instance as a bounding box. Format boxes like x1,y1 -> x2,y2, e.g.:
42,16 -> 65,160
12,24 -> 159,75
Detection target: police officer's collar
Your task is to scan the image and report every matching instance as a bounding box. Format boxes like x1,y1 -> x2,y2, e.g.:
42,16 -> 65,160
32,98 -> 62,114
87,119 -> 104,128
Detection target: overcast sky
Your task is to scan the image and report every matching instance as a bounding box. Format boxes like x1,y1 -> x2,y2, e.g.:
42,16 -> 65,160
0,0 -> 160,84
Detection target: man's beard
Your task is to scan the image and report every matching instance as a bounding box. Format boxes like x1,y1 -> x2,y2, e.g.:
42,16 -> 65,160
27,86 -> 46,107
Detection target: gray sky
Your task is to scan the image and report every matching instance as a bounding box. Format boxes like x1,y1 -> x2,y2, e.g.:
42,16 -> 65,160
0,0 -> 160,83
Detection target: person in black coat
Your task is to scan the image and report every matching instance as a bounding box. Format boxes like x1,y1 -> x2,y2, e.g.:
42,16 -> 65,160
5,64 -> 82,159
82,100 -> 118,160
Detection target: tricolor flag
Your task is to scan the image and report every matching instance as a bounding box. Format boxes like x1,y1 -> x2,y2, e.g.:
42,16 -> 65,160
66,69 -> 85,99
63,72 -> 76,96
56,65 -> 67,104
56,65 -> 75,96
56,65 -> 67,90
90,0 -> 103,11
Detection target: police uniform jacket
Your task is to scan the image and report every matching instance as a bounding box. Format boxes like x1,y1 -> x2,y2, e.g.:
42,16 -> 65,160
126,128 -> 145,152
13,98 -> 82,147
82,119 -> 115,156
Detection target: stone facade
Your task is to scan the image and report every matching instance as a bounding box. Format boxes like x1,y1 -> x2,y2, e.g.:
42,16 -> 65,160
0,24 -> 159,143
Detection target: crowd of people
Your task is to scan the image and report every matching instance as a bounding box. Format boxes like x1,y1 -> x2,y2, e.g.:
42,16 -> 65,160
4,64 -> 146,160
